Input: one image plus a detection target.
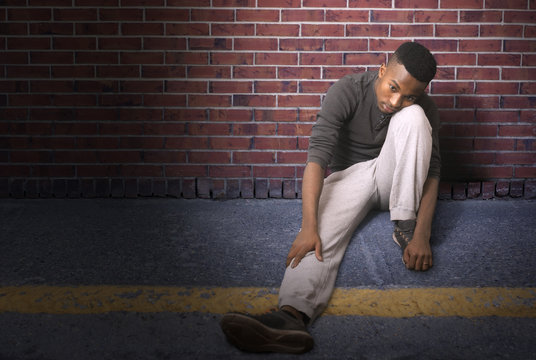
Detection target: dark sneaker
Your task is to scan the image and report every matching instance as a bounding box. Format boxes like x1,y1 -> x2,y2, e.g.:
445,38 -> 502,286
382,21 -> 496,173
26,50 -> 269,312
220,310 -> 314,354
392,219 -> 416,254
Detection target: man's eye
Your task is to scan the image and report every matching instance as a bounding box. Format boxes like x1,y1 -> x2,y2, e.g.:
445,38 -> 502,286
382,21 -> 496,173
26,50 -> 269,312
389,85 -> 396,92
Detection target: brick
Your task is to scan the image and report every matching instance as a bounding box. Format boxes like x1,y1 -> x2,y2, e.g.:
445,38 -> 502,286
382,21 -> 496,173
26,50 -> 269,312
495,181 -> 510,197
440,0 -> 482,8
122,23 -> 164,36
53,179 -> 67,198
281,9 -> 324,22
415,10 -> 458,23
299,81 -> 333,94
76,23 -> 118,36
436,25 -> 478,37
502,97 -> 536,109
166,23 -> 208,36
283,179 -> 297,199
254,166 -> 295,178
503,68 -> 536,81
456,96 -> 500,109
486,0 -> 528,8
211,53 -> 253,65
212,179 -> 226,199
371,10 -> 413,23
234,66 -> 277,79
476,82 -> 519,95
279,67 -> 320,80
99,9 -> 143,21
524,180 -> 536,199
391,24 -> 434,37
258,0 -> 301,6
255,179 -> 268,198
256,24 -> 300,37
233,95 -> 276,107
435,53 -> 476,66
256,53 -> 297,66
459,40 -> 502,53
81,179 -> 96,198
474,138 -> 515,151
255,80 -> 298,93
482,181 -> 495,199
432,82 -> 474,95
269,179 -> 283,198
236,9 -> 279,22
325,39 -> 368,52
326,10 -> 369,22
516,167 -> 536,178
212,24 -> 254,37
504,40 -> 536,53
8,37 -> 51,50
349,0 -> 391,7
346,24 -> 389,37
144,37 -> 186,50
189,38 -> 232,51
457,68 -> 499,80
302,24 -> 344,37
481,25 -> 523,37
146,9 -> 188,21
460,10 -> 502,22
395,0 -> 438,7
438,182 -> 451,200
467,182 -> 481,199
197,177 -> 211,199
510,180 -> 524,198
234,38 -> 278,51
225,179 -> 240,199
240,178 -> 254,198
25,179 -> 39,199
280,39 -> 323,51
168,179 -> 182,198
95,179 -> 110,198
505,11 -> 536,23
0,180 -> 9,198
8,8 -> 52,21
10,179 -> 25,199
152,180 -> 166,197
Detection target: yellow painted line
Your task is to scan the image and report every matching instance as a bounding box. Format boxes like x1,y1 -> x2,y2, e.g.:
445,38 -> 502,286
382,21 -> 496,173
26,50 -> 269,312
0,286 -> 535,318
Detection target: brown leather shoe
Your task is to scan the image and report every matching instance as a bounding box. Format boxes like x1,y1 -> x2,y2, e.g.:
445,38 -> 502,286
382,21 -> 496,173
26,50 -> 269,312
220,310 -> 314,354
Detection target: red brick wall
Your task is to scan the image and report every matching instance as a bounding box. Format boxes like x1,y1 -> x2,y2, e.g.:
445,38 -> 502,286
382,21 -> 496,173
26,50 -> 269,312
1,0 -> 535,199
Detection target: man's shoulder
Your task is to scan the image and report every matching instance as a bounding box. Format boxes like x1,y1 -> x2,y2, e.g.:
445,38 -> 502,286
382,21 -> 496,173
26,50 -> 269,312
341,71 -> 378,87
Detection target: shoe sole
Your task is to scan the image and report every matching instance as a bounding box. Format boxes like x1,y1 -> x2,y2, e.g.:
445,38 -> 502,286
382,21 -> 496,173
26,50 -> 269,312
220,313 -> 314,354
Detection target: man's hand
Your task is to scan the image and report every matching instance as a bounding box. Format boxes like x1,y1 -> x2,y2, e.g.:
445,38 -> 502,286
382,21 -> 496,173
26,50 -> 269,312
403,234 -> 432,271
286,228 -> 323,268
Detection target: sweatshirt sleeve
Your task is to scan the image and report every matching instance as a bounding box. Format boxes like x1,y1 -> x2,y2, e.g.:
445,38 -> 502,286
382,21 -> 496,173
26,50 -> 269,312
307,75 -> 359,169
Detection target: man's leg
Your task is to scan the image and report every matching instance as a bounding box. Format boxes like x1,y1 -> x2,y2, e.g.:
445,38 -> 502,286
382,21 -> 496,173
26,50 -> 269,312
374,104 -> 433,219
221,160 -> 379,354
279,159 -> 379,321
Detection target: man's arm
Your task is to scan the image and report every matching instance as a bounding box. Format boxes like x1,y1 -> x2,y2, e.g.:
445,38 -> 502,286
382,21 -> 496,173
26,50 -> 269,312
404,176 -> 439,271
286,161 -> 325,268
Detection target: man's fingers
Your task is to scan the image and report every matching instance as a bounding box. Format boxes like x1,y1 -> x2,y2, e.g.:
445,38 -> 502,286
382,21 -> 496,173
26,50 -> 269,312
291,252 -> 305,268
315,242 -> 323,262
286,247 -> 297,267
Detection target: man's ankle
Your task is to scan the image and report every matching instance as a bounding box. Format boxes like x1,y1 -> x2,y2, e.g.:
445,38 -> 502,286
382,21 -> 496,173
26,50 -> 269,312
280,305 -> 307,324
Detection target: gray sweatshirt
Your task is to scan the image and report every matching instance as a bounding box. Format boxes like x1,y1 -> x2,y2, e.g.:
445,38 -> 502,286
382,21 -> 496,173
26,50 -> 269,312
307,71 -> 441,179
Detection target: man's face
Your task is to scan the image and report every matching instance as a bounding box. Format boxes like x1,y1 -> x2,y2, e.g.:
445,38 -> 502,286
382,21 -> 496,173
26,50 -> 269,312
375,62 -> 428,114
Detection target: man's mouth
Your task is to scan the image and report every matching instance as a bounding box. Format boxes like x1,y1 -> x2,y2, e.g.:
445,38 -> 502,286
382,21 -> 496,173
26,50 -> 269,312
382,103 -> 397,113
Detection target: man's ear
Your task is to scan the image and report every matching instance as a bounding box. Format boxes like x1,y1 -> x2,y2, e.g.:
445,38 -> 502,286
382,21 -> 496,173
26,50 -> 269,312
378,63 -> 386,78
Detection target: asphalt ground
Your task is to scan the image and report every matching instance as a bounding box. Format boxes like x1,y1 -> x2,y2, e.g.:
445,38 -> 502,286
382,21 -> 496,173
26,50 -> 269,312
0,198 -> 535,360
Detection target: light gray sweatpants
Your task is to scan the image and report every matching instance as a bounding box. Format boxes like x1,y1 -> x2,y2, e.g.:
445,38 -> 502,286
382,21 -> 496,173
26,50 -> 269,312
278,104 -> 433,321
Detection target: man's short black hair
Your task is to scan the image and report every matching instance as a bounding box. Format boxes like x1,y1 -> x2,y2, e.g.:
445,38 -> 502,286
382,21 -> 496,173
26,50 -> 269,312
389,42 -> 437,84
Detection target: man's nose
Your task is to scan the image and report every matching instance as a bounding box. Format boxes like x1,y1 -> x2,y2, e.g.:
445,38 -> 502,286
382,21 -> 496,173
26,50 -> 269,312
389,94 -> 403,108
